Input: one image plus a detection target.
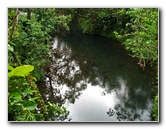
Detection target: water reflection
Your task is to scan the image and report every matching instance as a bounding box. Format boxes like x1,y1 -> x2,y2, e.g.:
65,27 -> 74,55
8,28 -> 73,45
40,25 -> 154,121
107,77 -> 152,121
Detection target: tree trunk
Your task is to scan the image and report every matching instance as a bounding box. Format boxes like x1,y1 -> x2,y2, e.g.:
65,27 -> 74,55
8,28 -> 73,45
27,8 -> 32,20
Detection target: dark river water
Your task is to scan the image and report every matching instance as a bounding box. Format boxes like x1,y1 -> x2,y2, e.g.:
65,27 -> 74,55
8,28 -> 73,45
39,24 -> 155,122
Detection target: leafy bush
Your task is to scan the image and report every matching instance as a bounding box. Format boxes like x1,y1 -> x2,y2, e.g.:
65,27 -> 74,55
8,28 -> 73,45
8,65 -> 66,121
120,8 -> 158,69
8,8 -> 70,121
9,8 -> 72,80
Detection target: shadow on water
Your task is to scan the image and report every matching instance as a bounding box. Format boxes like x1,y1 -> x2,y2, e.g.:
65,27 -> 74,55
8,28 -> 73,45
38,24 -> 155,121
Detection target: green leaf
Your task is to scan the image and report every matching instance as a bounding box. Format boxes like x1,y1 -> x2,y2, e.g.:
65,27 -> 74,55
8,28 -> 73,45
8,65 -> 14,71
8,44 -> 14,52
24,90 -> 38,93
23,101 -> 37,110
12,104 -> 22,111
8,41 -> 16,46
10,92 -> 22,100
8,65 -> 34,78
31,77 -> 37,82
22,82 -> 29,86
28,97 -> 40,101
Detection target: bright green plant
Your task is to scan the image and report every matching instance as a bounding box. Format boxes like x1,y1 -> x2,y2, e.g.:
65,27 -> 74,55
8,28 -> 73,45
8,65 -> 34,78
8,65 -> 40,120
8,65 -> 67,121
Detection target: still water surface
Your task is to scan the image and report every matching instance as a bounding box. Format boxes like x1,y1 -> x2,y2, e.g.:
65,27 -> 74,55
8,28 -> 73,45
40,25 -> 154,121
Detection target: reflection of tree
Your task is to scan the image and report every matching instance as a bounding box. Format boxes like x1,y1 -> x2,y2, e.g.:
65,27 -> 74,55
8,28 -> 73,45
38,37 -> 90,121
106,77 -> 153,121
38,24 -> 154,121
107,101 -> 152,121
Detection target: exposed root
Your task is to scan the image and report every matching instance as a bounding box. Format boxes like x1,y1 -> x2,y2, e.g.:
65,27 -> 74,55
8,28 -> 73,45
138,58 -> 146,70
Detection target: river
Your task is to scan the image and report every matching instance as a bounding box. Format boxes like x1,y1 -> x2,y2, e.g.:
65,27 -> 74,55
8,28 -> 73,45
39,24 -> 155,122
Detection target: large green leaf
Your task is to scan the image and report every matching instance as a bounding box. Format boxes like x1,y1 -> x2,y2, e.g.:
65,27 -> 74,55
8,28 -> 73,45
8,65 -> 34,78
8,65 -> 14,71
10,92 -> 22,101
23,101 -> 37,110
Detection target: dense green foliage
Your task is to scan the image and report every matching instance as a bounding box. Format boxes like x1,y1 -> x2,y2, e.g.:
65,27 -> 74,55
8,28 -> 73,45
8,64 -> 66,121
75,8 -> 158,70
8,8 -> 71,121
9,8 -> 71,80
